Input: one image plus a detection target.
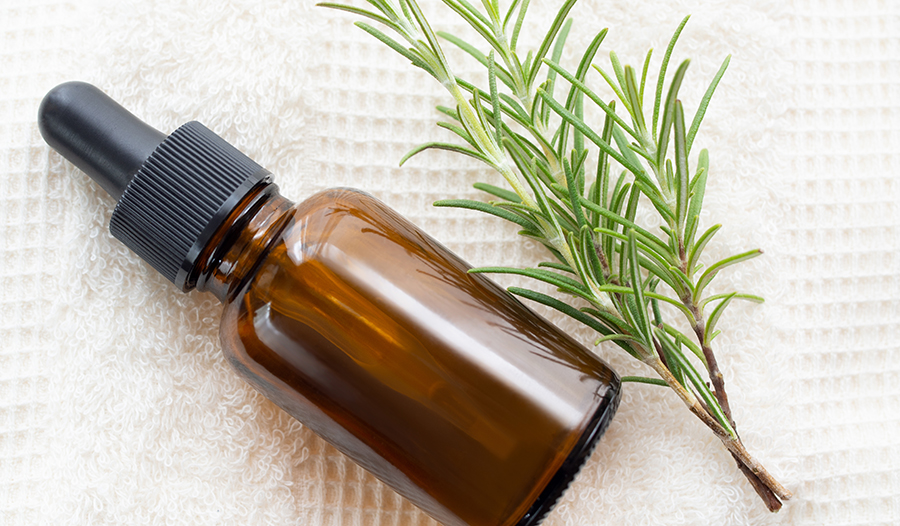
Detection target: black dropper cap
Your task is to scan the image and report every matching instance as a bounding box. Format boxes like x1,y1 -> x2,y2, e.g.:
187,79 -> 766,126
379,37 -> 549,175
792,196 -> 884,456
38,82 -> 270,291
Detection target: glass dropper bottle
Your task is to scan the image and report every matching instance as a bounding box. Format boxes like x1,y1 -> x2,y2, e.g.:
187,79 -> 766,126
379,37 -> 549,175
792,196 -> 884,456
38,81 -> 620,526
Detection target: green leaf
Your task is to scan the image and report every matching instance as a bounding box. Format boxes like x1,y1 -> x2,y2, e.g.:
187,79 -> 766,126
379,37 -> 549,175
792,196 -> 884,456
399,0 -> 413,21
436,121 -> 478,149
639,47 -> 653,103
473,182 -> 521,202
456,0 -> 493,25
503,0 -> 526,32
671,329 -> 707,368
509,287 -> 641,358
596,227 -> 672,268
529,82 -> 547,133
618,292 -> 643,342
440,0 -> 502,52
666,264 -> 696,296
608,168 -> 627,211
572,102 -> 586,191
593,64 -> 630,115
684,215 -> 699,253
637,254 -> 683,296
612,125 -> 647,182
694,249 -> 764,301
628,142 -> 655,165
538,90 -> 647,178
564,157 -> 587,228
661,223 -> 678,253
608,179 -> 630,222
598,284 -> 695,322
687,54 -> 730,153
498,206 -> 550,230
624,65 -> 647,136
487,51 -> 504,147
556,29 -> 608,158
700,292 -> 764,308
436,104 -> 459,120
438,31 -> 516,89
502,122 -> 543,160
479,0 -> 500,23
525,0 -> 578,89
319,3 -> 401,32
609,51 -> 631,114
652,15 -> 690,142
651,296 -> 663,326
453,79 -> 532,127
363,0 -> 399,19
621,376 -> 668,387
546,61 -> 641,143
570,149 -> 588,196
498,93 -> 530,123
544,19 -> 574,124
566,231 -> 597,291
579,197 -> 671,254
687,223 -> 721,276
664,159 -> 675,196
704,292 -> 735,346
674,99 -> 689,234
547,198 -> 580,233
656,59 -> 690,173
433,199 -> 537,230
684,149 -> 708,247
596,334 -> 641,345
624,184 -> 640,224
582,307 -> 637,339
627,230 -> 653,341
502,0 -> 522,27
471,86 -> 490,128
592,101 -> 615,224
538,261 -> 576,274
471,266 -> 593,302
404,0 -> 453,80
354,22 -> 433,76
400,141 -> 492,166
633,180 -> 675,225
511,7 -> 529,48
581,225 -> 605,285
502,138 -> 538,184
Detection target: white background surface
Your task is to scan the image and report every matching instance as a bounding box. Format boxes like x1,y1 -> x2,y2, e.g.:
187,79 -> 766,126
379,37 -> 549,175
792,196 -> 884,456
0,0 -> 897,524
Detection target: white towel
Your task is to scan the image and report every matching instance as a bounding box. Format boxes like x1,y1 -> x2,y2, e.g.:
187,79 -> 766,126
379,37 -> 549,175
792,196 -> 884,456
0,0 -> 897,524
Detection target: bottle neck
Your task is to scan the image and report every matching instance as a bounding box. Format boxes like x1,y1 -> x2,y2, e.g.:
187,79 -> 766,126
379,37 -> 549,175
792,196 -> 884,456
193,181 -> 294,303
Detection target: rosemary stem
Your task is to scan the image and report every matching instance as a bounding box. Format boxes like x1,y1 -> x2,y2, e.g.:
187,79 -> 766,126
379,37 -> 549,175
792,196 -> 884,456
683,289 -> 735,429
645,356 -> 792,504
693,320 -> 734,427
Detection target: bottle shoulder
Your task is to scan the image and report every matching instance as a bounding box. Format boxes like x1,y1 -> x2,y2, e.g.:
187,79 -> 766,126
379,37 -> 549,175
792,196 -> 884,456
219,187 -> 382,305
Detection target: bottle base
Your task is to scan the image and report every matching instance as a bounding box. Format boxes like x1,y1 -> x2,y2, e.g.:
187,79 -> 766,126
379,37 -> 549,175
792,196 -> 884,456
514,384 -> 621,526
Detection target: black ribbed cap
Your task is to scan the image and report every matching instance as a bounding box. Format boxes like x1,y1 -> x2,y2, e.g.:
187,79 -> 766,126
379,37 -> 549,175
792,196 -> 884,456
109,122 -> 268,289
38,82 -> 269,291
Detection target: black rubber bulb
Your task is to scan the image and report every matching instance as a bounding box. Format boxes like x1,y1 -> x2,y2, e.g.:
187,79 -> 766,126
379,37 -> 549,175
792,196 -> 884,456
38,81 -> 166,200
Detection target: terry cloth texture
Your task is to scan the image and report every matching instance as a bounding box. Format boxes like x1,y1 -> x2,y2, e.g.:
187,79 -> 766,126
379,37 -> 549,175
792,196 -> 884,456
0,0 -> 897,525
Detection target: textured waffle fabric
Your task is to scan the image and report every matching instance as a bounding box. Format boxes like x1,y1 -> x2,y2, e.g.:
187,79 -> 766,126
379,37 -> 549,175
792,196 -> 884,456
0,0 -> 897,525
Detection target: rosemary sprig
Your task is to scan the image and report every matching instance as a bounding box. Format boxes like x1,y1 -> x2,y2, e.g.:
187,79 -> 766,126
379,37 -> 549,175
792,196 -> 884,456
322,0 -> 791,511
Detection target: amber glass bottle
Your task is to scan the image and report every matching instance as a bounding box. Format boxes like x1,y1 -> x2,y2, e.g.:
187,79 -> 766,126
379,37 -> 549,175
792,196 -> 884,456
39,82 -> 620,526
